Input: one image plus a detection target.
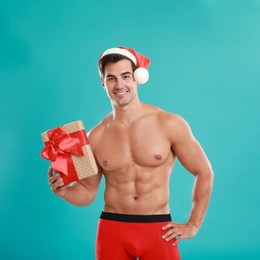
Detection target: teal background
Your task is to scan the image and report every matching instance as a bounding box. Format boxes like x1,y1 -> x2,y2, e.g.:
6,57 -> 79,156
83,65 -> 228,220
1,0 -> 259,259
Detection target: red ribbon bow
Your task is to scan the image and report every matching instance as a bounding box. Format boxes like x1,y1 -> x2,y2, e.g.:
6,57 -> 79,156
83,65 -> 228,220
41,126 -> 84,176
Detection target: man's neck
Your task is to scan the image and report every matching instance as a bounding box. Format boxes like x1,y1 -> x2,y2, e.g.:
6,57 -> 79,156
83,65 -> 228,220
111,100 -> 145,126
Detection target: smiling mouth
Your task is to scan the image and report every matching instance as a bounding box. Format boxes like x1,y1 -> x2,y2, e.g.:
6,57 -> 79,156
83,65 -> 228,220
114,91 -> 128,96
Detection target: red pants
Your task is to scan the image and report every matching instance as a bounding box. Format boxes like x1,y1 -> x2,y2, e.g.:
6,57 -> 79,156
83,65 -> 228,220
96,212 -> 180,260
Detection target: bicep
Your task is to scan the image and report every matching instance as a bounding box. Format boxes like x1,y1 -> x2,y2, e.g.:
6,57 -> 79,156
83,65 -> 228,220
170,117 -> 211,176
79,170 -> 102,193
173,136 -> 211,176
71,170 -> 102,203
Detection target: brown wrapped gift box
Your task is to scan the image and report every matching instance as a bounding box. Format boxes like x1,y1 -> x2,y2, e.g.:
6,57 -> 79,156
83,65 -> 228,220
41,120 -> 98,185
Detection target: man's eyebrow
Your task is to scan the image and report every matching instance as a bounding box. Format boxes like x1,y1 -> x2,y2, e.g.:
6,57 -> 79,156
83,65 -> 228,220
106,74 -> 115,78
121,71 -> 132,76
106,71 -> 132,78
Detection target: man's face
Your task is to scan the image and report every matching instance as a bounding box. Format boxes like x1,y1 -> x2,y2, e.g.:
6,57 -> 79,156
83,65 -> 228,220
102,59 -> 138,107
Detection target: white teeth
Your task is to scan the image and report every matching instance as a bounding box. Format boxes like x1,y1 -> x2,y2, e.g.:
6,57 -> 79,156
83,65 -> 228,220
116,91 -> 127,96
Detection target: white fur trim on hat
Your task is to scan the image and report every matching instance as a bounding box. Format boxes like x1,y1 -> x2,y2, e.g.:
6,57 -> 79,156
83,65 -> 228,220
101,48 -> 137,65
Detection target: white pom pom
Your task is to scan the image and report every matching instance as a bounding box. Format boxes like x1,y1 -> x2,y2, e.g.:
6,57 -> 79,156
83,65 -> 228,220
134,67 -> 149,85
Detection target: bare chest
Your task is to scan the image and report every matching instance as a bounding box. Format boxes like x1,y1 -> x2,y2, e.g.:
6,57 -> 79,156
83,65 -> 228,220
94,123 -> 172,171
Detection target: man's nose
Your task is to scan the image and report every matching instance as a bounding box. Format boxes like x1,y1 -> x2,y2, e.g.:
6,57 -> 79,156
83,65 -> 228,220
116,78 -> 124,87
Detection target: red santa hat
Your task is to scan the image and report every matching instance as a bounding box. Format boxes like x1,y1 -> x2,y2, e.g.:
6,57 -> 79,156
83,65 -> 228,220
100,46 -> 151,85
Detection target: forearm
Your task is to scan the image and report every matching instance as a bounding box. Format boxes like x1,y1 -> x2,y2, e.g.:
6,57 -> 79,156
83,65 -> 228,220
60,182 -> 97,206
188,170 -> 214,229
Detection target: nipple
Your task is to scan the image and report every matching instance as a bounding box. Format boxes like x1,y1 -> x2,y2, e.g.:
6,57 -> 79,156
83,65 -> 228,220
102,161 -> 108,166
154,154 -> 162,160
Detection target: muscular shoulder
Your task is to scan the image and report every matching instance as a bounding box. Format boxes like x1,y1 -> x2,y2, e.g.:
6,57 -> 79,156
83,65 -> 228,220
158,110 -> 188,126
87,114 -> 112,145
142,104 -> 190,130
156,110 -> 193,143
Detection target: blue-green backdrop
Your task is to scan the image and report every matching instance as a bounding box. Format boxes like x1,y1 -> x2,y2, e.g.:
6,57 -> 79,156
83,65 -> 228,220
1,0 -> 259,259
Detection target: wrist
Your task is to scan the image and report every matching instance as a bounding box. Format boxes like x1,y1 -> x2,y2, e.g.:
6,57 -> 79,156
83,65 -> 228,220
187,219 -> 201,231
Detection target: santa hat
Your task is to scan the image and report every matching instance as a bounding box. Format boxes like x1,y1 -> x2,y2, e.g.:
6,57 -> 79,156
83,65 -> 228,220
100,46 -> 151,85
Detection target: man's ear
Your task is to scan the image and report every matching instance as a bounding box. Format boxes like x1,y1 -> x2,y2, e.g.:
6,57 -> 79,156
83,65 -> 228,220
101,77 -> 105,88
100,77 -> 104,88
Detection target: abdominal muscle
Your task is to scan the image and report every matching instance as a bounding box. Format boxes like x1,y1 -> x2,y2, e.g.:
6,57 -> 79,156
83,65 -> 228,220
102,164 -> 173,215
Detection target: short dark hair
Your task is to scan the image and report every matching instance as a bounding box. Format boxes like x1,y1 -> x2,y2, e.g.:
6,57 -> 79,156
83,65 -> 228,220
98,54 -> 137,79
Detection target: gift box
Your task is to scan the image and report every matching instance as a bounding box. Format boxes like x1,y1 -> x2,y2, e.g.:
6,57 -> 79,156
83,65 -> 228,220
41,120 -> 98,185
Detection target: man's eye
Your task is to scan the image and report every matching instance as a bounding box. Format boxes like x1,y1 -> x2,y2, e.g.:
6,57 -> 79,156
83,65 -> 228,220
107,77 -> 114,81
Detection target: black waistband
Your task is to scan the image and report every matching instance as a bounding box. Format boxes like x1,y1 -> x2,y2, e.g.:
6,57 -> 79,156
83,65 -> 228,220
100,211 -> 171,223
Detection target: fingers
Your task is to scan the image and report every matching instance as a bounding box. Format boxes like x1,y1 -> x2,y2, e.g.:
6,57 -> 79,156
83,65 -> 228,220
175,236 -> 183,245
48,166 -> 53,178
47,167 -> 64,192
162,224 -> 179,245
162,223 -> 173,230
162,222 -> 195,246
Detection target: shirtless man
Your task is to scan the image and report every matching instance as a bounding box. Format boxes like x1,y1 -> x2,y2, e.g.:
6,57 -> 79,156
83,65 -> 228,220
48,46 -> 214,260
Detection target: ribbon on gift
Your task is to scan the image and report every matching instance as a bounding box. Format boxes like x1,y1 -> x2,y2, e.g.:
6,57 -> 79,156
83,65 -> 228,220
41,126 -> 88,178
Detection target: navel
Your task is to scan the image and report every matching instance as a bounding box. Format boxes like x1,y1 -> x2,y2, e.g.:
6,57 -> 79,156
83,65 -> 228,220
154,154 -> 162,160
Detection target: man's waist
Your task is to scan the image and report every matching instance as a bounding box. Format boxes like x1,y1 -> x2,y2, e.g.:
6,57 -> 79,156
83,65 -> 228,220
100,211 -> 171,223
